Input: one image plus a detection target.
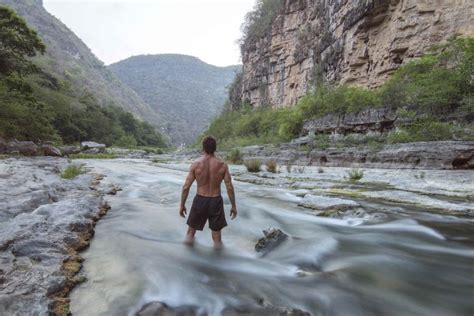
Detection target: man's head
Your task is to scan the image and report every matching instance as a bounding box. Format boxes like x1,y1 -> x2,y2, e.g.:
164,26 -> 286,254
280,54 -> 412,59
202,136 -> 217,155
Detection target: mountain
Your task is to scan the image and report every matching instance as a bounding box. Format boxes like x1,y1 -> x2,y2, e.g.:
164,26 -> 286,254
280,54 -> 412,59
109,54 -> 240,145
0,0 -> 161,125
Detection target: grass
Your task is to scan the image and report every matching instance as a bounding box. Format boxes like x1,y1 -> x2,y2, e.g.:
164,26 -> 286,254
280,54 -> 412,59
265,159 -> 278,173
345,169 -> 364,182
244,159 -> 262,172
60,164 -> 85,179
69,153 -> 116,159
225,148 -> 243,164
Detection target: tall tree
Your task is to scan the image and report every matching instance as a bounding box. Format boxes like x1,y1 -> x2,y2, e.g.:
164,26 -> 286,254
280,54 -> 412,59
0,5 -> 46,75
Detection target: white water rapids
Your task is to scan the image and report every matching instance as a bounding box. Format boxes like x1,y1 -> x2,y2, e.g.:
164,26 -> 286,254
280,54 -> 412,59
70,159 -> 474,316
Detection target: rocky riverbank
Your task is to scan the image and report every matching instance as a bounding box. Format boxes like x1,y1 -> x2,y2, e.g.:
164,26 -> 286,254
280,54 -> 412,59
239,140 -> 474,170
0,157 -> 112,315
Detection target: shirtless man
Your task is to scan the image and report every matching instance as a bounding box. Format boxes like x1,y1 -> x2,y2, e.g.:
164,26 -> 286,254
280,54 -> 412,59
179,136 -> 237,248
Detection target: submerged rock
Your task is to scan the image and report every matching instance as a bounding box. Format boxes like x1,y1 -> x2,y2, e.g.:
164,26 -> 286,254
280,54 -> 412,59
255,228 -> 288,253
299,194 -> 359,211
136,301 -> 310,316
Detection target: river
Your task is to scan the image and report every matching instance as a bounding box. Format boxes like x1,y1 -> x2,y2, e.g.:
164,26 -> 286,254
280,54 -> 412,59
70,159 -> 474,316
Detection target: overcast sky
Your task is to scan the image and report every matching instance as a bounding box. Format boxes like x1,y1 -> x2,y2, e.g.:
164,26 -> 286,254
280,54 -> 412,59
43,0 -> 256,66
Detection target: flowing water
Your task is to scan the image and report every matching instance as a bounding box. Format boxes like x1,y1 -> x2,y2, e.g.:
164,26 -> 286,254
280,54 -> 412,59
70,159 -> 474,316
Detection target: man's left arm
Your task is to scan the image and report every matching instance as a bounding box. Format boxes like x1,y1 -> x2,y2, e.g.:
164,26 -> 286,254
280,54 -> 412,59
179,164 -> 196,218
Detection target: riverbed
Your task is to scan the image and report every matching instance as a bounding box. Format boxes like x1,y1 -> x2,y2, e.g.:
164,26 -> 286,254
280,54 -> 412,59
70,159 -> 474,316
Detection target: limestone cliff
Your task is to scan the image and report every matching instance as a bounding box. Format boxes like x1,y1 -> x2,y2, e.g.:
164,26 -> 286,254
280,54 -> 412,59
239,0 -> 474,108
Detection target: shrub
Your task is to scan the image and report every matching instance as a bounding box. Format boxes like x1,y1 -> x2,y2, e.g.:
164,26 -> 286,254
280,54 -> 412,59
114,135 -> 137,148
314,134 -> 330,150
226,148 -> 243,164
244,159 -> 262,172
345,169 -> 364,182
265,159 -> 278,173
60,164 -> 85,179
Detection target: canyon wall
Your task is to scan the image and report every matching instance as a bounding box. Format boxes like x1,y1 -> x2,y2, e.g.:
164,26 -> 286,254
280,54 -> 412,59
239,0 -> 474,108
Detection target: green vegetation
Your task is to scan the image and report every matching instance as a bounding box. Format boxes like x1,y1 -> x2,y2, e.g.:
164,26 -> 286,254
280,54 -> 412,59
0,5 -> 166,147
265,159 -> 278,173
60,164 -> 85,179
109,54 -> 239,145
240,0 -> 285,52
345,169 -> 364,182
205,37 -> 473,149
225,148 -> 243,164
244,159 -> 262,172
69,153 -> 117,159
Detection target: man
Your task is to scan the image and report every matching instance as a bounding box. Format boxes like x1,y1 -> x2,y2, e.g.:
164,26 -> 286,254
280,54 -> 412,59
179,136 -> 237,248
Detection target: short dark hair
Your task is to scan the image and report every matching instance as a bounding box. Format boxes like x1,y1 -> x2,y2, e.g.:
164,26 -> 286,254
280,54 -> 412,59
202,136 -> 217,154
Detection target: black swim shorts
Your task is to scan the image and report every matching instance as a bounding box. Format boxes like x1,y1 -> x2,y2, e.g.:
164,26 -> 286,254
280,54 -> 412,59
187,195 -> 227,231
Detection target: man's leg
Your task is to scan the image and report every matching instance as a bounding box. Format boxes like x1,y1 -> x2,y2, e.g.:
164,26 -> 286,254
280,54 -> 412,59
211,230 -> 223,249
185,226 -> 196,245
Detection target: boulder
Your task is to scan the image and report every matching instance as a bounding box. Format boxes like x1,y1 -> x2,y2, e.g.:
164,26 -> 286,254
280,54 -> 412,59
0,138 -> 7,154
299,194 -> 359,211
255,228 -> 288,253
6,141 -> 38,156
59,146 -> 80,156
40,144 -> 62,157
80,141 -> 106,153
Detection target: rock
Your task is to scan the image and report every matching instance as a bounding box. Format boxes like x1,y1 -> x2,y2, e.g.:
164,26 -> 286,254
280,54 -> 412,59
0,158 -> 110,315
6,140 -> 38,156
0,138 -> 7,154
299,194 -> 359,211
80,141 -> 106,153
237,0 -> 473,108
83,148 -> 101,154
255,228 -> 288,253
59,145 -> 80,156
302,107 -> 397,136
137,302 -> 199,316
240,141 -> 474,170
136,301 -> 310,316
40,144 -> 62,157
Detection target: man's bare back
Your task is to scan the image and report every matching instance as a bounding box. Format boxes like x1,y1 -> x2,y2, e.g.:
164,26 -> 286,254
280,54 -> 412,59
179,137 -> 237,248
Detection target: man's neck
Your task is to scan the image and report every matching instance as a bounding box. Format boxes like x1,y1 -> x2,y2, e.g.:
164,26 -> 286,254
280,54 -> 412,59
203,153 -> 215,158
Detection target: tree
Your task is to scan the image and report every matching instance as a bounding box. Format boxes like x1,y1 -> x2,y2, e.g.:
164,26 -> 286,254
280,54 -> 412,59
0,5 -> 46,75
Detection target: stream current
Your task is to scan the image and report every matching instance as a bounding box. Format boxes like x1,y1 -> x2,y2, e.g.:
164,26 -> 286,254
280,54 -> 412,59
70,159 -> 474,316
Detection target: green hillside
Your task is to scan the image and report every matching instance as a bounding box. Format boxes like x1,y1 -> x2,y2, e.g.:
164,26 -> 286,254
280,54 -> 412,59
0,3 -> 166,147
109,54 -> 240,145
0,0 -> 161,125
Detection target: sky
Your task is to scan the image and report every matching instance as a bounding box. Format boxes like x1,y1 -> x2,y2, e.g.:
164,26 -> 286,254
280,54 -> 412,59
43,0 -> 256,67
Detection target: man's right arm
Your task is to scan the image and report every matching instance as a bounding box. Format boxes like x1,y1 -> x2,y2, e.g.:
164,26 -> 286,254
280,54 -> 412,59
224,165 -> 237,219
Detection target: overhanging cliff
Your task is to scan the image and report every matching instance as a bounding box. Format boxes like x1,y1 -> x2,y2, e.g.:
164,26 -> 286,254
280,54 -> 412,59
239,0 -> 474,108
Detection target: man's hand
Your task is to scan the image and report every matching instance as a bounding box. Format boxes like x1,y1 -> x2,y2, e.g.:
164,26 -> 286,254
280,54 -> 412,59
230,206 -> 237,220
179,205 -> 187,218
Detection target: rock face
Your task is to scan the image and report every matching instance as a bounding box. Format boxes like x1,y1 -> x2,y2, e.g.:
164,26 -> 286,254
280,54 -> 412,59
240,141 -> 474,170
302,107 -> 398,136
239,0 -> 474,107
0,158 -> 110,315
